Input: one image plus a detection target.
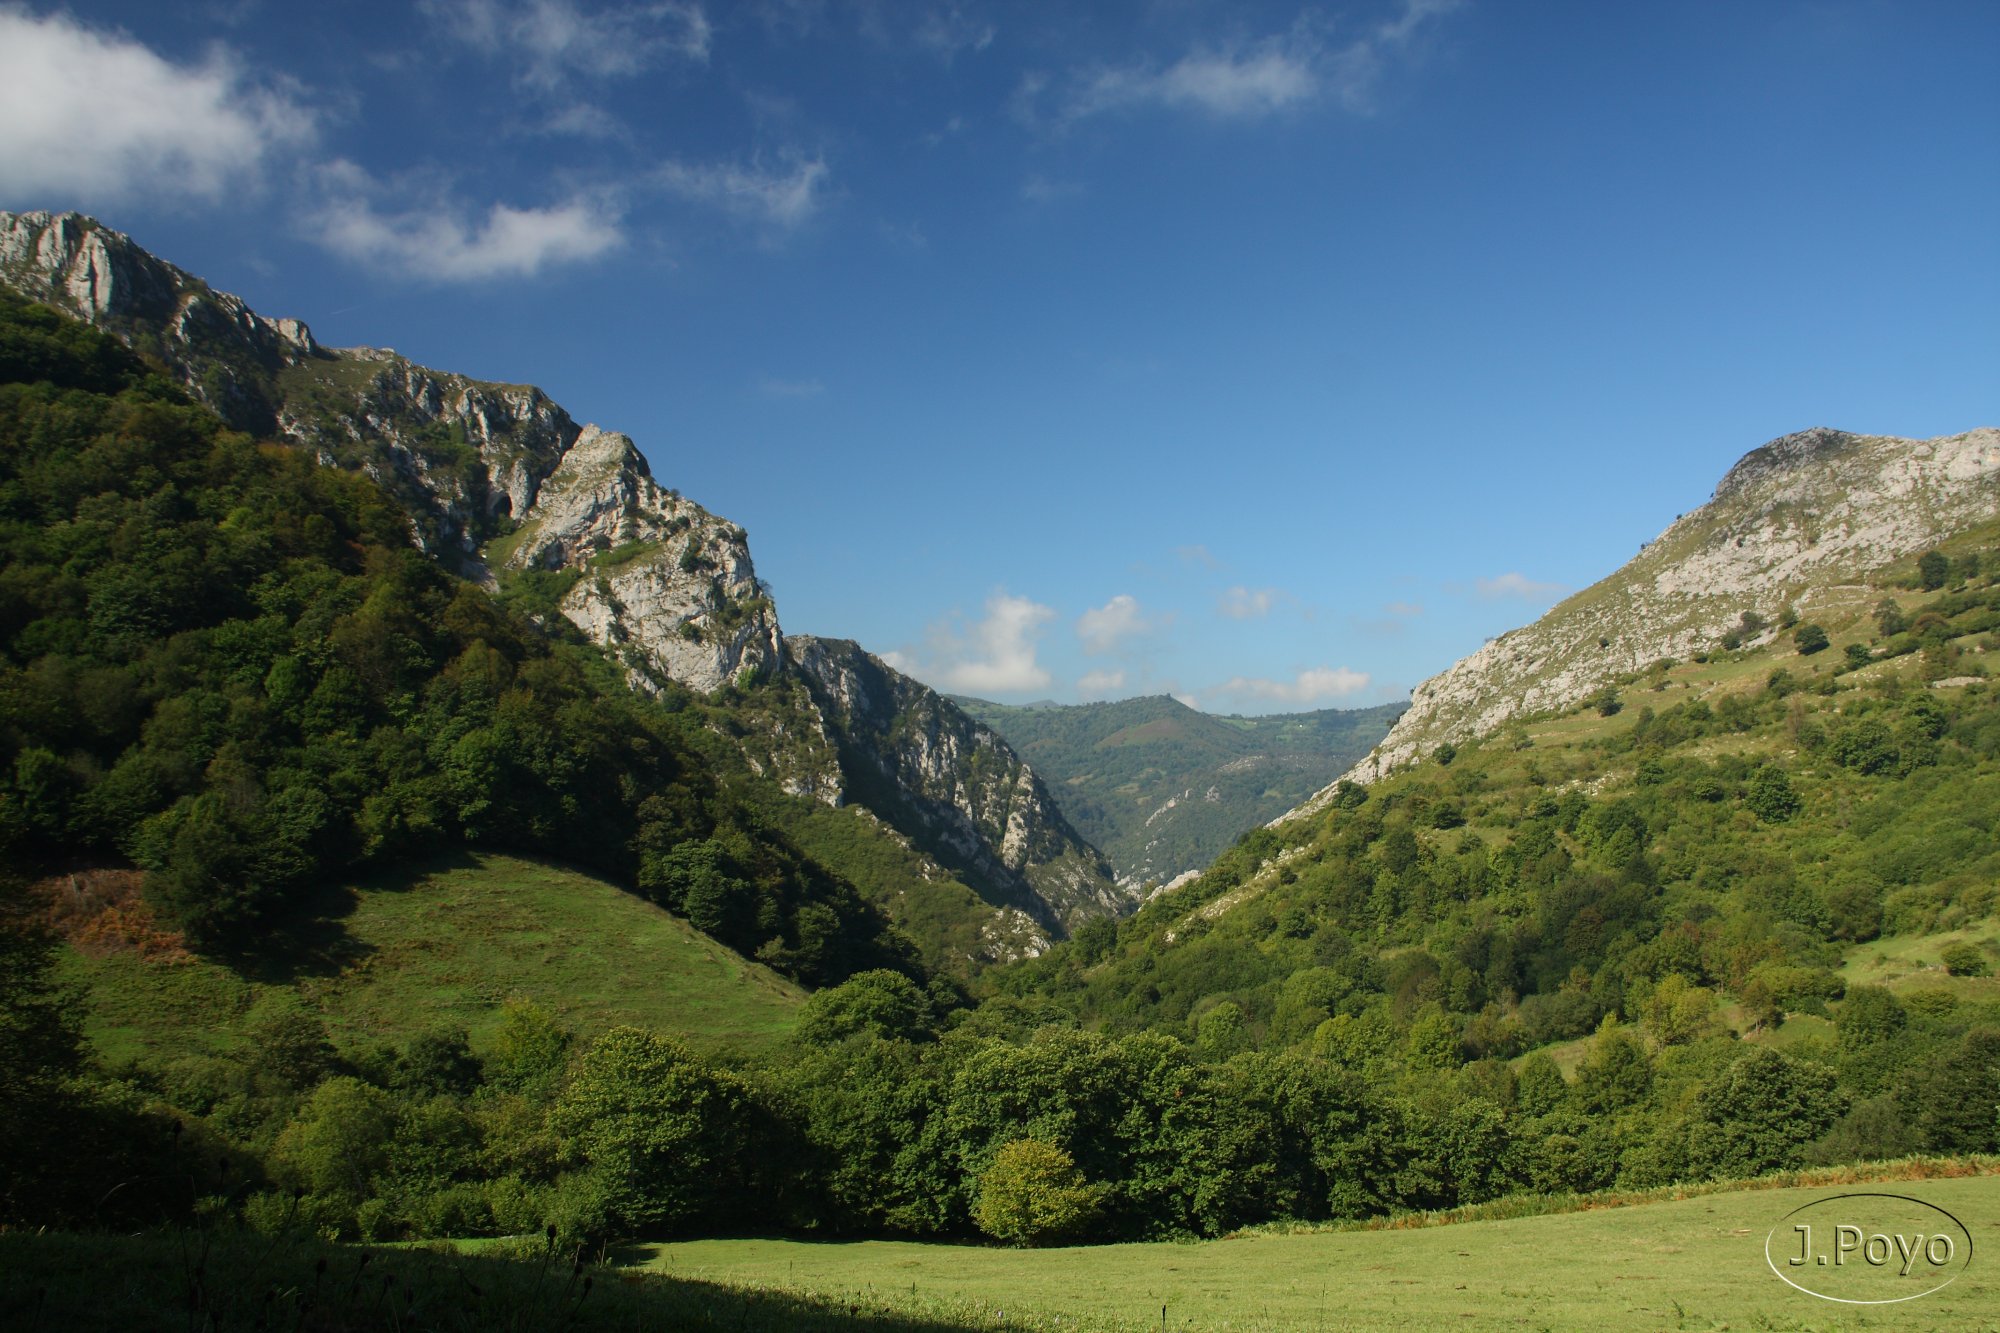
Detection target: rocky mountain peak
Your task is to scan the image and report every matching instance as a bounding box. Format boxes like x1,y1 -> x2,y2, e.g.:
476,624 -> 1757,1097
1288,424 -> 2000,816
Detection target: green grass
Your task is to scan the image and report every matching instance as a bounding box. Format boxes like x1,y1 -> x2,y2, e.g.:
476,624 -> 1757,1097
1839,926 -> 2000,1004
0,1228 -> 1002,1332
632,1169 -> 2000,1331
62,852 -> 804,1066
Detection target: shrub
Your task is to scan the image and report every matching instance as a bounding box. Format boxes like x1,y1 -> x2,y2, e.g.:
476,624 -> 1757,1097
547,1027 -> 751,1237
1745,766 -> 1801,822
1793,623 -> 1830,655
1941,941 -> 1990,977
972,1140 -> 1106,1246
1917,549 -> 1949,591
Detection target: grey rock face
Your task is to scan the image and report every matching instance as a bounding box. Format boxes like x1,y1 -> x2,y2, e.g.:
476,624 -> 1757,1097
1289,425 -> 2000,819
2,209 -> 316,437
0,209 -> 778,694
787,635 -> 1131,931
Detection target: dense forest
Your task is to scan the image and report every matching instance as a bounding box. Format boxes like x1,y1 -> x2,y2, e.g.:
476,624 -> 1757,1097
2,290 -> 1996,1255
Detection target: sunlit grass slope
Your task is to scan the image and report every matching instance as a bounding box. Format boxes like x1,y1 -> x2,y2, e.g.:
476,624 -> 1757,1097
62,852 -> 804,1065
637,1171 -> 2000,1331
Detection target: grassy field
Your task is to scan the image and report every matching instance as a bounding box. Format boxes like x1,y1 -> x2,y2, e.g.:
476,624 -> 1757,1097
1839,927 -> 2000,1004
0,1228 -> 1005,1332
58,852 -> 804,1066
633,1170 -> 2000,1331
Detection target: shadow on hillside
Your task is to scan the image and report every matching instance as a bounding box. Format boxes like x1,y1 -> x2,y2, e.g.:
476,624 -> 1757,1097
0,1228 -> 1002,1332
208,850 -> 487,984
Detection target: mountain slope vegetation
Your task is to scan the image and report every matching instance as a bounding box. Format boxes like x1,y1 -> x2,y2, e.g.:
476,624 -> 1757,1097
983,534 -> 2000,1196
0,209 -> 1127,960
0,288 -> 913,984
55,853 -> 807,1070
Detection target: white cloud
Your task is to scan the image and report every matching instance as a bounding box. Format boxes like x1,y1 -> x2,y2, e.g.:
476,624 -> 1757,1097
656,155 -> 829,229
539,103 -> 627,139
894,592 -> 1055,696
1214,667 -> 1371,706
1176,544 -> 1220,569
1171,691 -> 1201,712
1218,585 -> 1279,620
913,4 -> 996,61
1076,594 -> 1154,655
1477,572 -> 1569,601
1322,0 -> 1461,112
307,162 -> 623,280
1385,600 -> 1424,617
1026,0 -> 1458,128
1021,174 -> 1082,204
1077,669 -> 1126,699
0,9 -> 314,207
427,0 -> 710,89
1070,37 -> 1319,121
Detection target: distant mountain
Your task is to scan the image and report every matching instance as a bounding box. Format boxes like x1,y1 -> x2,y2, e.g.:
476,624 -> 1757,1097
952,694 -> 1401,890
0,210 -> 1128,964
1303,424 -> 2000,814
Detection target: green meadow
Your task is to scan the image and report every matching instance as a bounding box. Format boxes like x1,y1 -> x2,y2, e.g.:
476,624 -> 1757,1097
636,1172 -> 1999,1332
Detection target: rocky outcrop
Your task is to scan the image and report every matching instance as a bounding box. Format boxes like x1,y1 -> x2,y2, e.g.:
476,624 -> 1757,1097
494,424 -> 783,695
2,209 -> 315,437
787,636 -> 1131,930
1289,425 -> 2000,819
0,210 -> 778,693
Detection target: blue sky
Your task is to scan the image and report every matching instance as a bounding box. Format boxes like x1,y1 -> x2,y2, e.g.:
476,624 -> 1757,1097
2,2 -> 1994,712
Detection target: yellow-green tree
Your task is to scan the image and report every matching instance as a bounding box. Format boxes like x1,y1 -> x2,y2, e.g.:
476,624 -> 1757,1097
972,1139 -> 1106,1246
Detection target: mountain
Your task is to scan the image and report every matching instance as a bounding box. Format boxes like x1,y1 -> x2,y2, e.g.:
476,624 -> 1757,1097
0,210 -> 1129,958
1006,512 -> 2000,1059
792,638 -> 1120,930
1301,424 -> 2000,813
952,694 -> 1402,891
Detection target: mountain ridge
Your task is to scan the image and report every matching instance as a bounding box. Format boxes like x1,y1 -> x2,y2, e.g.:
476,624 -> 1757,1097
0,208 -> 1129,946
1294,422 -> 2000,818
953,693 -> 1401,890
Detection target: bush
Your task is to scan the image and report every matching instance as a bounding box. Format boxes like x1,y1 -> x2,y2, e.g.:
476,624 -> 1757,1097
1793,623 -> 1830,655
1917,550 -> 1949,591
972,1140 -> 1106,1246
1745,766 -> 1801,823
1941,941 -> 1990,977
547,1027 -> 751,1237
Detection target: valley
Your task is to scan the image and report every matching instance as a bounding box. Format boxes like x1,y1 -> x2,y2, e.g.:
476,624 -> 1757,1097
954,694 -> 1403,892
2,214 -> 1998,1332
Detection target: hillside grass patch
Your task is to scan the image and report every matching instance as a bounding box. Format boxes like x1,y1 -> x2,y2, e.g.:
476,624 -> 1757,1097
61,853 -> 804,1066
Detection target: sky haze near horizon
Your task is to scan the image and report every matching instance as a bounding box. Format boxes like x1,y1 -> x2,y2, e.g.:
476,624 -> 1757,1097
1,1 -> 1994,712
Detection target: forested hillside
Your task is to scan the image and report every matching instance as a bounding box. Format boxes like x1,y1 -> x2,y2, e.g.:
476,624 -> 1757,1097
1,209 -> 1128,969
0,289 -> 914,981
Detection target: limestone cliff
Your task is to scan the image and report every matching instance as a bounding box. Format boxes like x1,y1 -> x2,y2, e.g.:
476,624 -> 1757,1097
0,209 -> 782,695
1291,425 -> 2000,819
787,636 -> 1130,930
